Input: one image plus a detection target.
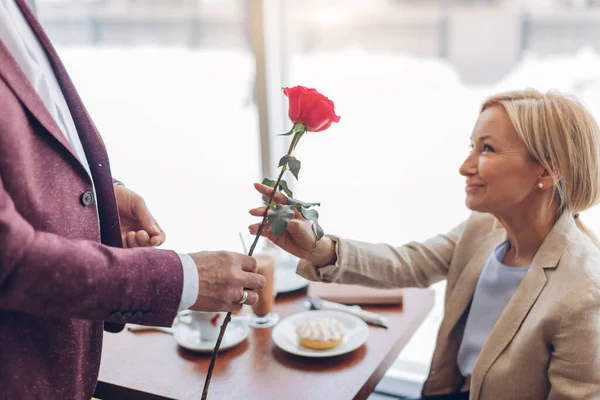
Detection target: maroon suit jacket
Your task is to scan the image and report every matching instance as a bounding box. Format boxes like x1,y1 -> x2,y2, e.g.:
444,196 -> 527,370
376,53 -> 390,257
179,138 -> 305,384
0,1 -> 184,398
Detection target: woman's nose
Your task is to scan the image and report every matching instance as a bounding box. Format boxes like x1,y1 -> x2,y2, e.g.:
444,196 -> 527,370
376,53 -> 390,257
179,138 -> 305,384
459,153 -> 477,177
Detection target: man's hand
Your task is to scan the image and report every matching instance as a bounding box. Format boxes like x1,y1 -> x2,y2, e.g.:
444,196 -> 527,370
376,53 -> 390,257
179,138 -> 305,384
189,251 -> 266,312
114,185 -> 166,248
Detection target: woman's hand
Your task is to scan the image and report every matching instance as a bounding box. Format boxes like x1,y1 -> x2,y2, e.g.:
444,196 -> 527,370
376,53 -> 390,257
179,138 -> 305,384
248,183 -> 336,266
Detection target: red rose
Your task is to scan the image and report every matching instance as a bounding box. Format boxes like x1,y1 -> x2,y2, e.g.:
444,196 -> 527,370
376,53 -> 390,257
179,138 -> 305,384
283,86 -> 341,132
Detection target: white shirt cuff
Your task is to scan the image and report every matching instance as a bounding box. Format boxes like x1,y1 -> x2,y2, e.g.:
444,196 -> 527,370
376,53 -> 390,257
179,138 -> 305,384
176,253 -> 199,311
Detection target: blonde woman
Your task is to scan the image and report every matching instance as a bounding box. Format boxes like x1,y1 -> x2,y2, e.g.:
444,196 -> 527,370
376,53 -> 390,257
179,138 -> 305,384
250,90 -> 600,400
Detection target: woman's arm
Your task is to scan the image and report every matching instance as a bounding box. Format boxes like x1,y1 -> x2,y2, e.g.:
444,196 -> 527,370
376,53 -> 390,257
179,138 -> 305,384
297,221 -> 466,289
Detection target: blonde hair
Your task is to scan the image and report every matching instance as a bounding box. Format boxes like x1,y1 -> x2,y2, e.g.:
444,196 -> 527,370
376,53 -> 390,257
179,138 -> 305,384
482,89 -> 600,246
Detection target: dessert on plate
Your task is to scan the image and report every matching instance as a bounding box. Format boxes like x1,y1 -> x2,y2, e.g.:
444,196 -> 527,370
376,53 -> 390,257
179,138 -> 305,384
296,316 -> 345,350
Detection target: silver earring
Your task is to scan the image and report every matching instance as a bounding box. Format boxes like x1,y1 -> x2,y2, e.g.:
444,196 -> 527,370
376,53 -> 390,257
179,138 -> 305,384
538,183 -> 544,189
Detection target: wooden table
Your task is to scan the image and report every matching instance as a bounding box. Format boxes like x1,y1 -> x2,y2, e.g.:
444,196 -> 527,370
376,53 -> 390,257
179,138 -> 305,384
95,288 -> 434,400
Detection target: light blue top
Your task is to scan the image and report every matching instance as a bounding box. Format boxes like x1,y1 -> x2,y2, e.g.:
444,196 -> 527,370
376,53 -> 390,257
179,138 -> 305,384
457,240 -> 529,377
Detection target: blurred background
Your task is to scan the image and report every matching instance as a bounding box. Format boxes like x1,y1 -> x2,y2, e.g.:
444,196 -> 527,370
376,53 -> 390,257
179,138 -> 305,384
31,0 -> 600,397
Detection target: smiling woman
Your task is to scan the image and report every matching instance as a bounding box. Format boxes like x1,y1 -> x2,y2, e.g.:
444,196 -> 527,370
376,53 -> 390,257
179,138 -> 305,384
460,98 -> 576,256
250,89 -> 600,399
474,91 -> 600,248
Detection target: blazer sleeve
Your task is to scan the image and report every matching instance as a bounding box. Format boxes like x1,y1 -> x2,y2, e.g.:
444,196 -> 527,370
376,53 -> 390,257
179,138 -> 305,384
297,220 -> 466,289
0,174 -> 184,327
548,289 -> 600,399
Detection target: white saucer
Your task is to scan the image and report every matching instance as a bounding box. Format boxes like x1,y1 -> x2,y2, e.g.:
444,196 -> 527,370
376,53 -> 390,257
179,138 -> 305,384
272,310 -> 369,358
173,319 -> 250,353
276,267 -> 309,294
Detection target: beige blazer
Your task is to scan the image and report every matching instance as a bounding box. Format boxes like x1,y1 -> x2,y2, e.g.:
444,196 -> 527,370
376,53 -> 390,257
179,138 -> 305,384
298,211 -> 600,399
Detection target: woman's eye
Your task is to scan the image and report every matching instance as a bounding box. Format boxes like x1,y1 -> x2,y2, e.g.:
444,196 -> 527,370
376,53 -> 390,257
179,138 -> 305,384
482,144 -> 494,153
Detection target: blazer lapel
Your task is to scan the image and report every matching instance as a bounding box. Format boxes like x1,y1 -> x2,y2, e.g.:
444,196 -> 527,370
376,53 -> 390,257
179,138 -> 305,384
442,228 -> 506,337
0,39 -> 81,165
469,213 -> 575,399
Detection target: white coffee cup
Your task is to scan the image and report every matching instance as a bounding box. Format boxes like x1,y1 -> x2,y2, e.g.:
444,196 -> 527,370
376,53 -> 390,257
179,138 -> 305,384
177,310 -> 226,343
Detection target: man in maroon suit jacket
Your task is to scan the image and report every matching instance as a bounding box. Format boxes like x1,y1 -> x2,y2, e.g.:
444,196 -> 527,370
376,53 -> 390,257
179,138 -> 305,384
0,1 -> 265,398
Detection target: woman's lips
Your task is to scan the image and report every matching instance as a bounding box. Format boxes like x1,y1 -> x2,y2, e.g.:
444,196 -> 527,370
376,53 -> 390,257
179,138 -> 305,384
465,184 -> 485,193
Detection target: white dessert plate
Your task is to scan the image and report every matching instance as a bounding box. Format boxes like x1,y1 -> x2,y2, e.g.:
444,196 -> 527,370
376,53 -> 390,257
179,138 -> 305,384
272,310 -> 369,358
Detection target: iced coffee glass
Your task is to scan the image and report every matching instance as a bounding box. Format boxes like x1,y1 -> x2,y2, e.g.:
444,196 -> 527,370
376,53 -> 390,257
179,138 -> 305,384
248,253 -> 279,328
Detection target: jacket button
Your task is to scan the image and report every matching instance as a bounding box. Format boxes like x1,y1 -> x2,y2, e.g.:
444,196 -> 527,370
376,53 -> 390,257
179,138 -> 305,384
81,191 -> 94,206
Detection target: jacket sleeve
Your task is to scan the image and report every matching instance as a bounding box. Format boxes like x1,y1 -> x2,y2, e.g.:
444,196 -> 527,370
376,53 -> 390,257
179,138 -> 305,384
0,174 -> 184,327
297,220 -> 466,289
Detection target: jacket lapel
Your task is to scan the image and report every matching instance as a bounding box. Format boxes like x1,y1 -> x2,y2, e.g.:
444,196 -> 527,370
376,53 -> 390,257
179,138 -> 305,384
469,213 -> 575,399
442,228 -> 506,337
0,39 -> 82,166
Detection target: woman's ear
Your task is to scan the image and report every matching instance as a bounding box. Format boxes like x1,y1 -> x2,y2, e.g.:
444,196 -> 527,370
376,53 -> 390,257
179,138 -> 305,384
539,168 -> 561,189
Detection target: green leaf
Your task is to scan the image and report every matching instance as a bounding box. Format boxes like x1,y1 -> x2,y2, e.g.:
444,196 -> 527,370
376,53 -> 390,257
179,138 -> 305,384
261,178 -> 277,209
279,155 -> 301,181
278,180 -> 293,198
260,178 -> 293,208
261,178 -> 276,187
288,156 -> 301,180
300,207 -> 324,241
288,198 -> 320,209
278,155 -> 292,168
269,205 -> 295,238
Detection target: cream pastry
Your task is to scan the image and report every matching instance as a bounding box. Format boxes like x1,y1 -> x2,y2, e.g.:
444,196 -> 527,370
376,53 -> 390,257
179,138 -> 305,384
296,316 -> 345,350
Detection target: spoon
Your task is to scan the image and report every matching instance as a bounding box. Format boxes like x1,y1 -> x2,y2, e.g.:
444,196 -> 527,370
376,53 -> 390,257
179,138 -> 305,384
127,325 -> 174,334
127,315 -> 249,335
